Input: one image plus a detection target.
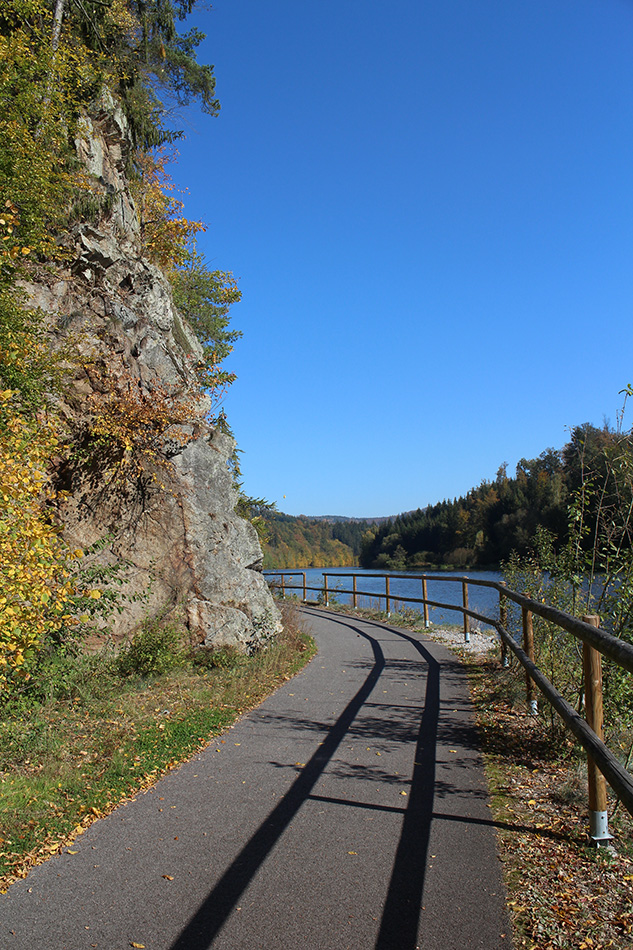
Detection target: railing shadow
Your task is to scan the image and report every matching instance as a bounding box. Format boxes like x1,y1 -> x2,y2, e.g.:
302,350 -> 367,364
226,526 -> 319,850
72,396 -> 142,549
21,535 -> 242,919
167,611 -> 440,950
168,615 -> 386,949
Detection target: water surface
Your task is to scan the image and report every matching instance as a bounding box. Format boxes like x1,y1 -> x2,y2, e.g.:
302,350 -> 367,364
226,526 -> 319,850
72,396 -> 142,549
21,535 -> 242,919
266,566 -> 504,629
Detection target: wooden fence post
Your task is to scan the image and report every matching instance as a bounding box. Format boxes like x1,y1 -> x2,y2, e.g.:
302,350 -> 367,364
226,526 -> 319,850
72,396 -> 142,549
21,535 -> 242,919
302,572 -> 306,603
522,600 -> 538,715
281,573 -> 286,599
353,574 -> 357,610
324,574 -> 329,607
499,582 -> 509,667
422,577 -> 429,628
582,614 -> 612,844
462,578 -> 470,643
385,575 -> 391,617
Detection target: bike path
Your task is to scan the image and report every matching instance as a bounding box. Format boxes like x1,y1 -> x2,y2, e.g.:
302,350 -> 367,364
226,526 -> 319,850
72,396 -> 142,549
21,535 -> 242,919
2,608 -> 511,950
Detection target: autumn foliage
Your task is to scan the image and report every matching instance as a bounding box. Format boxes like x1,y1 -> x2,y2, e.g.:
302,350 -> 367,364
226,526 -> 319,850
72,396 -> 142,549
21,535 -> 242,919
135,149 -> 206,269
0,391 -> 69,688
87,370 -> 205,477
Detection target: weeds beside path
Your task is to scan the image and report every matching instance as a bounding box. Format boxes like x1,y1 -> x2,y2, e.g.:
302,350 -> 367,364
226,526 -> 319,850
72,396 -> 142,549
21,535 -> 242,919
0,604 -> 315,891
469,656 -> 633,950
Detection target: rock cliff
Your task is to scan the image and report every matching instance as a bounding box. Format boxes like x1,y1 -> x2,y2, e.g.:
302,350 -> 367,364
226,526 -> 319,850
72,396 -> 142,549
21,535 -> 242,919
24,92 -> 280,650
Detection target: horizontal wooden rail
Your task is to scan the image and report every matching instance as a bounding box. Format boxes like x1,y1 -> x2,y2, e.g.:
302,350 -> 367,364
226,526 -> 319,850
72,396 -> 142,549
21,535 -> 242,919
493,618 -> 633,817
264,569 -> 633,831
316,572 -> 633,672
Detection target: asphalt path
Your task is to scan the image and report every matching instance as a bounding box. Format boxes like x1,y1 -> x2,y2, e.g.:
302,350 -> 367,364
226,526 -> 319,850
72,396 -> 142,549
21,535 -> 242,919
2,608 -> 511,950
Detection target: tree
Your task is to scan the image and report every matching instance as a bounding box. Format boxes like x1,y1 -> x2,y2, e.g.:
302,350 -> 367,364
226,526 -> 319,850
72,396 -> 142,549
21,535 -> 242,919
171,251 -> 242,391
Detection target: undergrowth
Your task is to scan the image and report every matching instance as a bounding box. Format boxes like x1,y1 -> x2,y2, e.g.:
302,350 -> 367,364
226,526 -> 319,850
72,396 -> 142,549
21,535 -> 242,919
0,602 -> 315,890
465,653 -> 633,950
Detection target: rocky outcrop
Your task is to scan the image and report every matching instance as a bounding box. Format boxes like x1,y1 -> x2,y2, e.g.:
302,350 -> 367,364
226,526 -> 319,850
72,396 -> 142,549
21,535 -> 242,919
24,93 -> 281,650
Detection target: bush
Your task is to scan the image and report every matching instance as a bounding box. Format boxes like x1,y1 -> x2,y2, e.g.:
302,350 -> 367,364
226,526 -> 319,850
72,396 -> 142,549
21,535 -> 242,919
117,618 -> 187,677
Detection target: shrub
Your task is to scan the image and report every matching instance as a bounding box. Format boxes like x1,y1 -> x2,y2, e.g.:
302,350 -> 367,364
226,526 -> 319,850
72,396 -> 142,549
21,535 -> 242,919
117,618 -> 188,677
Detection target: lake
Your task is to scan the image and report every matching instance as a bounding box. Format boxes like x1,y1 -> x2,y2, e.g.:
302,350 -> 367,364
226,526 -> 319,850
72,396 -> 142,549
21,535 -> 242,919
264,566 -> 504,630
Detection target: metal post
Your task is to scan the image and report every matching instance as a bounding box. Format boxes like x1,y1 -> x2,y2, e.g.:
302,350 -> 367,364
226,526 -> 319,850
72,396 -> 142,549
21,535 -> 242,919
522,600 -> 538,715
353,574 -> 357,609
422,576 -> 430,627
462,578 -> 470,643
582,614 -> 612,845
499,582 -> 509,667
385,575 -> 390,617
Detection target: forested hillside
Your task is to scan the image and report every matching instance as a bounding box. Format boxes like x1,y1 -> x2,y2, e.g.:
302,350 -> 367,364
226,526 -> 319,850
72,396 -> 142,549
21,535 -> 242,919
261,513 -> 370,569
360,423 -> 632,570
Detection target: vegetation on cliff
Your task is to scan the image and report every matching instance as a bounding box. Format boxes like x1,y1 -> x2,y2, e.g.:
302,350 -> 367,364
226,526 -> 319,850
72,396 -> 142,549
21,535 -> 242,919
0,0 -> 242,693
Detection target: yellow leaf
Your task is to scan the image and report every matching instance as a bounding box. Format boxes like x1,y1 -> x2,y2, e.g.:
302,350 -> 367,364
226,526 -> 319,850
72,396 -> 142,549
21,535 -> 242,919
162,874 -> 174,880
131,944 -> 145,948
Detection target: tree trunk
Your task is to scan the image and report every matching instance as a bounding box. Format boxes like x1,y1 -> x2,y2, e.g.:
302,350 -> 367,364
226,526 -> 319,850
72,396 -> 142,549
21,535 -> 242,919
51,0 -> 65,53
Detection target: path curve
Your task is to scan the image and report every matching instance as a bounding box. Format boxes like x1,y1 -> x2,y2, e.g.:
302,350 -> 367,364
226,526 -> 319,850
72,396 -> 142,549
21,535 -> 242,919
2,608 -> 511,950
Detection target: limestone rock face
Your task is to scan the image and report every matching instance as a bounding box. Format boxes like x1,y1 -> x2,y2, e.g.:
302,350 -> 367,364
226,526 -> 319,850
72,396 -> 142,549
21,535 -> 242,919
27,96 -> 281,651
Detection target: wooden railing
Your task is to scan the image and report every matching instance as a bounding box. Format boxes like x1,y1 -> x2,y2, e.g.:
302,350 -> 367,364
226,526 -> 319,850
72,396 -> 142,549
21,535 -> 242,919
264,569 -> 633,843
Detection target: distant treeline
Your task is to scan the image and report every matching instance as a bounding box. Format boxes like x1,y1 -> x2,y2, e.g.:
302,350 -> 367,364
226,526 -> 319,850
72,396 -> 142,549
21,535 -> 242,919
261,514 -> 370,569
360,423 -> 632,570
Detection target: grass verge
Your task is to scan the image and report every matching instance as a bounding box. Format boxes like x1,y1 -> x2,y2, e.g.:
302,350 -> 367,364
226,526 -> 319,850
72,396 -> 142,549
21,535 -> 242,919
0,602 -> 315,891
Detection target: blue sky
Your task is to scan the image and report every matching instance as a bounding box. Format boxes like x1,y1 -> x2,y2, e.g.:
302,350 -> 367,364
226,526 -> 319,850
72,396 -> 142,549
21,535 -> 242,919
170,0 -> 633,518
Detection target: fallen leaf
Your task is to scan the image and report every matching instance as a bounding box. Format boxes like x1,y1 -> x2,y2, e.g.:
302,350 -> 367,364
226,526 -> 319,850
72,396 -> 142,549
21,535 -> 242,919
162,875 -> 174,881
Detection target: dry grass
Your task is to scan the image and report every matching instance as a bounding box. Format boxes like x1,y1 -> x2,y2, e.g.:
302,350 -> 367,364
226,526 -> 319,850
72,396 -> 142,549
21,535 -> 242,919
467,656 -> 633,950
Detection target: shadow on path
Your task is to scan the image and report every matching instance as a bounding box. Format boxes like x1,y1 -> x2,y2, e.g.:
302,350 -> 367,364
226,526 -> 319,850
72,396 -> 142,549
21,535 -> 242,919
371,620 -> 439,950
169,612 -> 439,950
